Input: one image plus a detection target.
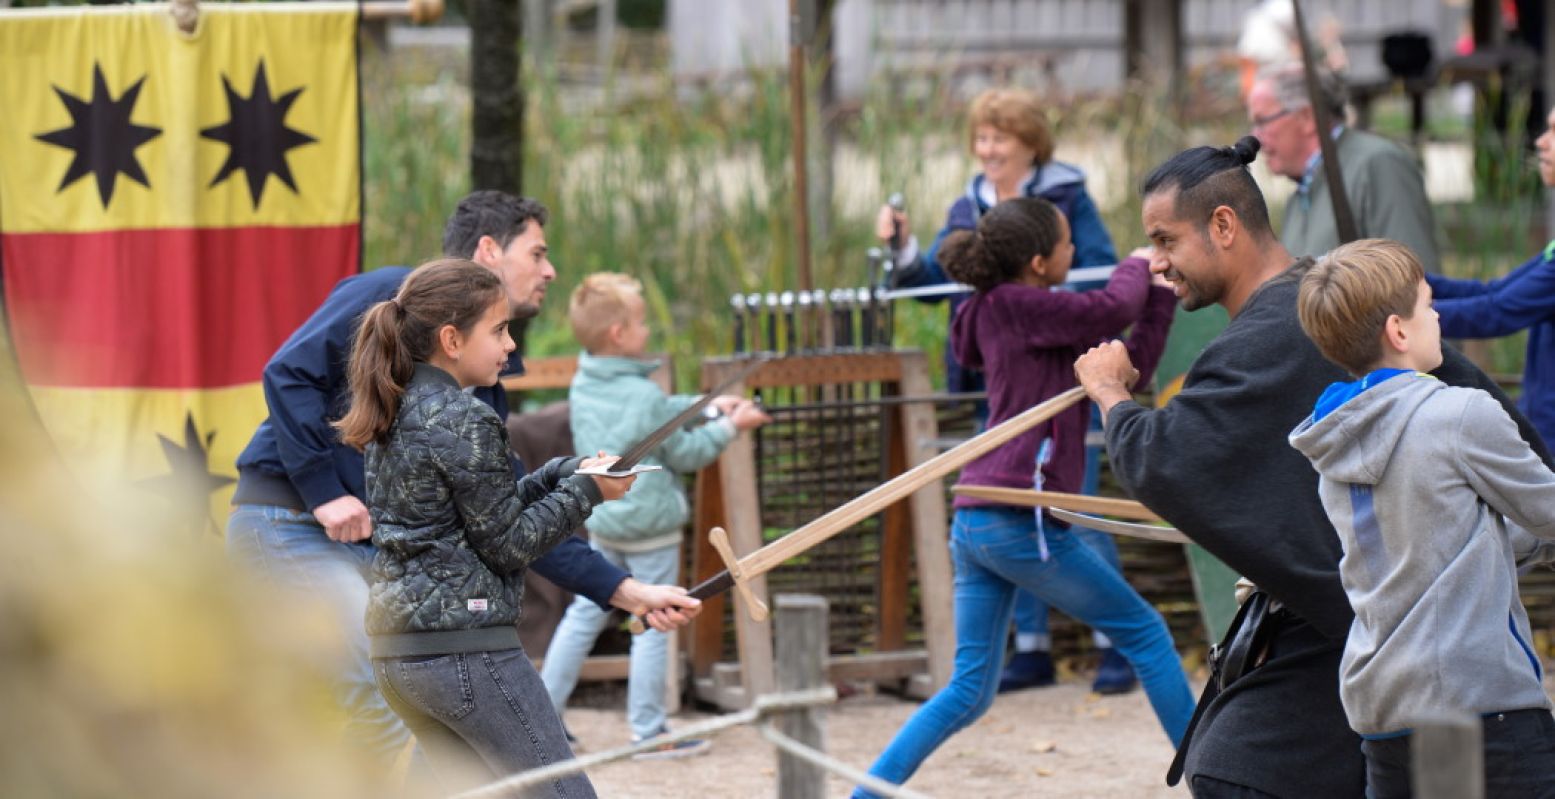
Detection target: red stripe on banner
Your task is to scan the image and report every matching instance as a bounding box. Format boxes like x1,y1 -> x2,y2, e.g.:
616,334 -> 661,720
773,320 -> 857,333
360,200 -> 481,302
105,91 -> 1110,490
3,225 -> 359,389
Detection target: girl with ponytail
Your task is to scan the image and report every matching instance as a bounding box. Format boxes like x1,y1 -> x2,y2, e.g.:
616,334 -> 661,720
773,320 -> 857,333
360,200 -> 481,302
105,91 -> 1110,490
854,199 -> 1193,796
335,258 -> 633,795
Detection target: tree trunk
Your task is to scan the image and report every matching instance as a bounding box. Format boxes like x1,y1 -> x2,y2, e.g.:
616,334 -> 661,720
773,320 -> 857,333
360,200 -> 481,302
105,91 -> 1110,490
469,0 -> 523,195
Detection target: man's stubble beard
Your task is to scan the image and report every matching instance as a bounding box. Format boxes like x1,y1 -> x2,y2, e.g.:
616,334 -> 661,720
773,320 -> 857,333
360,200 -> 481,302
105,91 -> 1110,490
509,302 -> 542,322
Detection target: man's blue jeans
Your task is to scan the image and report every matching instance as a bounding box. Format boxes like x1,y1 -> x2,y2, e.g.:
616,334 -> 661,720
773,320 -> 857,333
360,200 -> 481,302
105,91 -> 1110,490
856,506 -> 1194,796
377,647 -> 595,797
541,539 -> 680,740
225,504 -> 410,766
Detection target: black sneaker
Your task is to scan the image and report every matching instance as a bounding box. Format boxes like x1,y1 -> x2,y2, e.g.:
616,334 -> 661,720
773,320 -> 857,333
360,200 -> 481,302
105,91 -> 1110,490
997,650 -> 1057,693
1091,647 -> 1139,695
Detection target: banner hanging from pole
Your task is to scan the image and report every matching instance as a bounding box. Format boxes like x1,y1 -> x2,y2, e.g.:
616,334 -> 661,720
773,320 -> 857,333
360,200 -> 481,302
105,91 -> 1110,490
0,2 -> 362,535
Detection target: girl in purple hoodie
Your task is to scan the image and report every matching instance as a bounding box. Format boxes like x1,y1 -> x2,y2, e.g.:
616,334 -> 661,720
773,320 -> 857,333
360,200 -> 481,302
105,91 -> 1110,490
855,197 -> 1192,797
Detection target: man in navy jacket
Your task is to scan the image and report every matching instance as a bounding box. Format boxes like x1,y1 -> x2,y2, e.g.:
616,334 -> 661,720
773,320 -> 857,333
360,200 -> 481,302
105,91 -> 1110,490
227,191 -> 700,768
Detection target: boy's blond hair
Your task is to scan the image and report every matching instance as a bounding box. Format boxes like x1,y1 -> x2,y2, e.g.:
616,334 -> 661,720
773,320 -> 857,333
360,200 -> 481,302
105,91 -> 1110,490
1297,238 -> 1425,376
569,272 -> 642,354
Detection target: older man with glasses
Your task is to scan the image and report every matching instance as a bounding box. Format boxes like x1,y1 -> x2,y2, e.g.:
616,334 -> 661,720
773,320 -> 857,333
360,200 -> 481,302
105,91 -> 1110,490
1246,63 -> 1441,274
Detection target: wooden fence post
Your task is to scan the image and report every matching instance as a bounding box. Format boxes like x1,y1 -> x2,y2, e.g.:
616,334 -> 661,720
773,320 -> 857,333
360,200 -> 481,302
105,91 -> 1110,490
775,594 -> 828,799
1411,713 -> 1483,799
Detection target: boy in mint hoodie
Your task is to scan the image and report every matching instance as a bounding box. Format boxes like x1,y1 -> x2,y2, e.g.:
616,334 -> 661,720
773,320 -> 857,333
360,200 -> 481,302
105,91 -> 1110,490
540,273 -> 769,758
1289,239 -> 1555,798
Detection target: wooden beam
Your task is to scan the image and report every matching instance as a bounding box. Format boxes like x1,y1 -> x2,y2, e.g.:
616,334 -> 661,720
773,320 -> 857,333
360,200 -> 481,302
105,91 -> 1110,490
700,352 -> 906,390
897,351 -> 953,690
875,380 -> 911,652
500,354 -> 673,392
788,0 -> 814,293
1123,0 -> 1182,96
689,460 -> 731,678
774,595 -> 828,799
712,373 -> 775,706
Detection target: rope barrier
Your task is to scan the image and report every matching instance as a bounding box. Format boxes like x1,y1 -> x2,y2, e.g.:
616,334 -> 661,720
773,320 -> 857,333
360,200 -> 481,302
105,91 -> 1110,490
448,688 -> 864,799
756,722 -> 934,799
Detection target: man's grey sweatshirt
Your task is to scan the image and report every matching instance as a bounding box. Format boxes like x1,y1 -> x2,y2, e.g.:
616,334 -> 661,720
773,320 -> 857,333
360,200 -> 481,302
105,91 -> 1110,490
1289,373 -> 1555,736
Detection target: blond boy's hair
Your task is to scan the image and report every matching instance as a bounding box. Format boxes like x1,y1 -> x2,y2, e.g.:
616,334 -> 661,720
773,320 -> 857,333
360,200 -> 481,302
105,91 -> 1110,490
967,88 -> 1053,166
569,272 -> 642,354
1297,239 -> 1425,376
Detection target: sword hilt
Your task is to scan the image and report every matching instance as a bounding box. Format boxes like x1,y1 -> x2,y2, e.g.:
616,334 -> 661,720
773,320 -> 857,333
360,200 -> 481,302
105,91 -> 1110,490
708,526 -> 769,621
625,527 -> 768,634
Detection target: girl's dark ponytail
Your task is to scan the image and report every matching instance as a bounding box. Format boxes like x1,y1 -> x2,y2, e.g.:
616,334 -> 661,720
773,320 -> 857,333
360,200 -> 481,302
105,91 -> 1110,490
942,197 -> 1064,292
939,228 -> 999,291
333,258 -> 505,451
335,300 -> 414,450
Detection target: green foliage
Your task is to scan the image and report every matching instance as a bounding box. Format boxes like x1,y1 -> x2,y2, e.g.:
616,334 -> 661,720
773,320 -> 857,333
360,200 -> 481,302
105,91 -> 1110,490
363,50 -> 975,389
360,51 -> 1540,390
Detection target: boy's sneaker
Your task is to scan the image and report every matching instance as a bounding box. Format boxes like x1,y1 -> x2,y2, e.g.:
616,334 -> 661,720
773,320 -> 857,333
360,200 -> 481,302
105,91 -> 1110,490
630,727 -> 712,761
1091,647 -> 1139,695
997,650 -> 1056,693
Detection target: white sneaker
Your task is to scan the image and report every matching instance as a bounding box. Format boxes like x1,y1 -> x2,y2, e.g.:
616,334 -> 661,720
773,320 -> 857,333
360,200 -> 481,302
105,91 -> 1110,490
630,730 -> 711,761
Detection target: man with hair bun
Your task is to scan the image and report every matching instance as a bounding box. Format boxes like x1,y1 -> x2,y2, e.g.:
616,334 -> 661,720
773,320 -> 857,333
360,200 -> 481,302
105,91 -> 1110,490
1074,138 -> 1545,797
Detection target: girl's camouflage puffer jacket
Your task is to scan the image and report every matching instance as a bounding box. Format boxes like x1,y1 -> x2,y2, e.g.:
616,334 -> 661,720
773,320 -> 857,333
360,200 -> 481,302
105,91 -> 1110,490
364,364 -> 601,638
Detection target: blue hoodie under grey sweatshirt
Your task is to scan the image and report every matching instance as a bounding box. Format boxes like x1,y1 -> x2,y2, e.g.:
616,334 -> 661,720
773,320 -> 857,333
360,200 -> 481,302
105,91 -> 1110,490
1289,371 -> 1555,736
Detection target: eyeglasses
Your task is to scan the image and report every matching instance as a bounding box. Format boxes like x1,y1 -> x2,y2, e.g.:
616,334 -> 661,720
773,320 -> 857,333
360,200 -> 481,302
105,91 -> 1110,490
1250,107 -> 1296,131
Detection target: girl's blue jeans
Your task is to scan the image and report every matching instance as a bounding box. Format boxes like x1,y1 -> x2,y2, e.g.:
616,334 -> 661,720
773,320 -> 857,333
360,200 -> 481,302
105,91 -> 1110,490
855,506 -> 1194,797
1013,406 -> 1121,649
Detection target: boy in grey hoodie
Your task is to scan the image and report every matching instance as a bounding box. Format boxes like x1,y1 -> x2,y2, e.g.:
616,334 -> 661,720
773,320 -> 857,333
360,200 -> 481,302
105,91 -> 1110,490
540,273 -> 770,758
1289,238 -> 1555,797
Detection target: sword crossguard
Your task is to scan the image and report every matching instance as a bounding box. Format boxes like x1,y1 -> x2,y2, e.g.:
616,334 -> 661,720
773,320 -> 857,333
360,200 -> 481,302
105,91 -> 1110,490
709,526 -> 769,622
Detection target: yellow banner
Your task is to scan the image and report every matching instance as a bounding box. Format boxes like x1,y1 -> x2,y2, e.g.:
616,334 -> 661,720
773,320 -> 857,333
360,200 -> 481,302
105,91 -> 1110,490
0,3 -> 359,234
27,382 -> 268,532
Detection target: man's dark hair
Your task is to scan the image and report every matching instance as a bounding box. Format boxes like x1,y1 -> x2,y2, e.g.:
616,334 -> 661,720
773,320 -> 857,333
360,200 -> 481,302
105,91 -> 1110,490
1141,136 -> 1273,239
441,191 -> 550,258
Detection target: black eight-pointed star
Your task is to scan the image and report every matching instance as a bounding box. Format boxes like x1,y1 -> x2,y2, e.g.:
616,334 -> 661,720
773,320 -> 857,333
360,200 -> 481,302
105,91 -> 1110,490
138,412 -> 235,538
201,59 -> 317,208
34,63 -> 163,208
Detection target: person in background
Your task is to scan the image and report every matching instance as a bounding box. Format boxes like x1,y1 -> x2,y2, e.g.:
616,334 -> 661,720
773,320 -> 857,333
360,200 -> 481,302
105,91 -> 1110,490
540,273 -> 770,759
877,86 -> 1138,696
1424,103 -> 1555,451
854,197 -> 1189,798
1247,63 -> 1440,274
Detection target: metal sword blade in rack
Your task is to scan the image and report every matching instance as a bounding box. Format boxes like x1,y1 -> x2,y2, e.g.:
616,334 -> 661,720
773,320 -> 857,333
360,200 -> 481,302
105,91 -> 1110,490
729,284 -> 897,357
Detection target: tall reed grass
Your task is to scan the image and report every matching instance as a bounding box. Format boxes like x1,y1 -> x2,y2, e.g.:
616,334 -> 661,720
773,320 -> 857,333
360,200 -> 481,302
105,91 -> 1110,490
360,47 -> 1539,391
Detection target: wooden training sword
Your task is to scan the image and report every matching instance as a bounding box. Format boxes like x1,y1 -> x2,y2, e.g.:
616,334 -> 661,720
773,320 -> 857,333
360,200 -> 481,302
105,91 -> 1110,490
949,485 -> 1162,522
1291,0 -> 1358,244
629,386 -> 1087,632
